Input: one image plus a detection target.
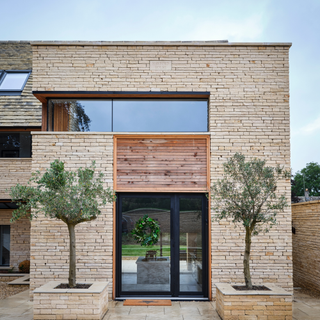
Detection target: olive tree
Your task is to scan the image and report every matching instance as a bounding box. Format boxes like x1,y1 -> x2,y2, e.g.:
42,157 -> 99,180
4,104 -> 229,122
9,160 -> 115,288
210,153 -> 290,289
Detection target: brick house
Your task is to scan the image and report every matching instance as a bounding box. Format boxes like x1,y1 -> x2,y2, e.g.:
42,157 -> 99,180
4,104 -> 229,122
0,40 -> 292,300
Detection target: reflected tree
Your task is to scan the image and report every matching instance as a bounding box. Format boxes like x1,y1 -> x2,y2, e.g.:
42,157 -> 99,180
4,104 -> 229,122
67,101 -> 91,132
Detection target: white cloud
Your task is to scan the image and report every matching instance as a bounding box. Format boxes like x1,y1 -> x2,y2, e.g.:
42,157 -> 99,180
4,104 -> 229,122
292,115 -> 320,137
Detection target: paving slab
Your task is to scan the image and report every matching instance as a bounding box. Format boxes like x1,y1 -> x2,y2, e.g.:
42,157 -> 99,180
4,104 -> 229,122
293,290 -> 320,320
0,290 -> 32,320
0,288 -> 320,319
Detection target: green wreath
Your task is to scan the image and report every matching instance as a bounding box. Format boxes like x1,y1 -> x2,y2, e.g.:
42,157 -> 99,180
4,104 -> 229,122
131,215 -> 160,247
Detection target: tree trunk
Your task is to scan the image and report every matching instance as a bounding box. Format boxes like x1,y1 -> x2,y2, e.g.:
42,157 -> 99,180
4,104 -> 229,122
68,223 -> 76,288
243,226 -> 252,289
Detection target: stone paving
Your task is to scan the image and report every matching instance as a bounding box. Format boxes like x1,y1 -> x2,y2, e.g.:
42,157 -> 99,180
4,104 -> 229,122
104,300 -> 219,320
0,289 -> 320,319
0,290 -> 32,320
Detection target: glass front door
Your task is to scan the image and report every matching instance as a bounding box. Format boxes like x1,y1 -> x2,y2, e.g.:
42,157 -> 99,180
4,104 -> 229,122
116,193 -> 208,298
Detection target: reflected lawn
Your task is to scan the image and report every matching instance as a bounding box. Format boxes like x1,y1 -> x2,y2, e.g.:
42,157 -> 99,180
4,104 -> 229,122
122,245 -> 188,256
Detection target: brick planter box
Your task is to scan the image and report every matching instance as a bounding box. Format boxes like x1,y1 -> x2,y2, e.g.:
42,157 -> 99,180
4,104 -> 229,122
33,281 -> 109,320
215,283 -> 292,320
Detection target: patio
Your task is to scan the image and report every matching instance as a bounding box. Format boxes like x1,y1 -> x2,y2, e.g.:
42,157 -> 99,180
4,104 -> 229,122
0,289 -> 319,320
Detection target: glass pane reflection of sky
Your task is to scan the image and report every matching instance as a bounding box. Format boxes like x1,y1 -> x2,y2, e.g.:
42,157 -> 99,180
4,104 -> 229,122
0,73 -> 29,90
55,99 -> 208,132
113,100 -> 207,132
77,100 -> 112,131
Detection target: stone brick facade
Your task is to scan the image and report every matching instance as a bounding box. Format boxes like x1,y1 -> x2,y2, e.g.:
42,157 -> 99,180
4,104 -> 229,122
0,209 -> 30,270
0,42 -> 42,127
216,283 -> 292,320
29,42 -> 292,297
1,41 -> 292,299
33,281 -> 109,320
30,133 -> 113,296
0,159 -> 32,198
292,200 -> 320,294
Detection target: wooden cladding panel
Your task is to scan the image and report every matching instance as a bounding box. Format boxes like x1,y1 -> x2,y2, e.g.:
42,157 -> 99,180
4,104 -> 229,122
53,104 -> 69,131
115,136 -> 209,192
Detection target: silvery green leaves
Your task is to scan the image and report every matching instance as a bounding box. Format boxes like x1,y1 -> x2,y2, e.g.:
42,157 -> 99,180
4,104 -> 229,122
210,153 -> 290,289
9,160 -> 115,225
211,153 -> 289,234
9,159 -> 116,288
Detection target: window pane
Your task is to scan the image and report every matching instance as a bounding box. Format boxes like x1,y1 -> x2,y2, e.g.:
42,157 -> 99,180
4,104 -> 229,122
51,100 -> 112,132
0,132 -> 31,158
49,99 -> 208,132
1,225 -> 10,266
180,198 -> 203,292
113,100 -> 207,132
0,73 -> 29,90
121,196 -> 171,293
0,203 -> 18,209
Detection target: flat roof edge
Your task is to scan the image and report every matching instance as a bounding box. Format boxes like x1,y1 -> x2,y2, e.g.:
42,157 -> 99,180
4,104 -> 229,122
0,41 -> 31,44
30,41 -> 292,47
33,90 -> 210,95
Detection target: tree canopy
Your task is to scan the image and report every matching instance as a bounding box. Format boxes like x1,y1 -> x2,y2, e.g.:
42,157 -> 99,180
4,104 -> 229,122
9,160 -> 115,287
292,162 -> 320,196
211,153 -> 290,289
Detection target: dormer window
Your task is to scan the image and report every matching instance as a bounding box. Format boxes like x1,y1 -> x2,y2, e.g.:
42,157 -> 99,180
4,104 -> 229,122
0,70 -> 31,95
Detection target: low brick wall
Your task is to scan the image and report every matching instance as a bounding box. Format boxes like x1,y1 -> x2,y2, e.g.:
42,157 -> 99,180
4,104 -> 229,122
33,281 -> 109,320
292,200 -> 320,294
0,276 -> 20,282
216,283 -> 292,320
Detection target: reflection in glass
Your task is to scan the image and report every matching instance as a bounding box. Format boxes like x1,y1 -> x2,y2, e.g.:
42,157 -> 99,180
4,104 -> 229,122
179,198 -> 202,292
50,100 -> 112,132
48,99 -> 208,132
0,73 -> 29,90
0,226 -> 10,266
0,132 -> 31,158
121,197 -> 171,293
114,100 -> 208,132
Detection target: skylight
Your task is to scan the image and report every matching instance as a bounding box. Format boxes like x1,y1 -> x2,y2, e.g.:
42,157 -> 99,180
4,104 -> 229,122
0,70 -> 31,95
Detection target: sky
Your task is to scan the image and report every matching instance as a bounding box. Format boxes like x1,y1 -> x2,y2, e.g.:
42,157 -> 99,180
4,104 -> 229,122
0,0 -> 319,174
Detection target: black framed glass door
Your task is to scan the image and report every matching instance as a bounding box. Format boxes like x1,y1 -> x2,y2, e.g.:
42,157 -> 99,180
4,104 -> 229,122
116,193 -> 208,298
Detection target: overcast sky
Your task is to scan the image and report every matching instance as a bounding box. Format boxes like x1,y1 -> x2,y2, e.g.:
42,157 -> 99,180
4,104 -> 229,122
1,0 -> 319,174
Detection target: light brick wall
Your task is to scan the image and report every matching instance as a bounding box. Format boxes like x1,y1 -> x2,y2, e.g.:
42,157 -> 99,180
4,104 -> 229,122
0,209 -> 30,270
30,43 -> 292,296
292,200 -> 320,294
30,133 -> 113,296
0,159 -> 32,198
33,282 -> 109,320
216,289 -> 292,320
0,42 -> 42,127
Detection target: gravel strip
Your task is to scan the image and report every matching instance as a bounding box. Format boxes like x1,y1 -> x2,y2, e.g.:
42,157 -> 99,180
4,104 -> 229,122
0,280 -> 29,300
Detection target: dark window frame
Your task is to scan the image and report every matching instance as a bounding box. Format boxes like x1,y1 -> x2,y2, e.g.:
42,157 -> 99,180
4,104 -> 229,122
116,192 -> 209,299
0,70 -> 31,96
0,201 -> 19,210
47,98 -> 209,133
0,225 -> 10,266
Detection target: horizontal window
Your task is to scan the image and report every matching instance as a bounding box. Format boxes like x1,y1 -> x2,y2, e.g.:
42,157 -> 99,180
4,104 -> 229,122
0,132 -> 32,158
0,70 -> 31,95
48,99 -> 208,132
0,202 -> 19,210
